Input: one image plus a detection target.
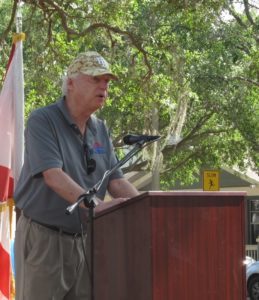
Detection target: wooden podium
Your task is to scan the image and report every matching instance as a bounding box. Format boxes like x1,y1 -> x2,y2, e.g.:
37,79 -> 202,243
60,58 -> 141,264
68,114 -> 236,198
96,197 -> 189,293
93,191 -> 246,300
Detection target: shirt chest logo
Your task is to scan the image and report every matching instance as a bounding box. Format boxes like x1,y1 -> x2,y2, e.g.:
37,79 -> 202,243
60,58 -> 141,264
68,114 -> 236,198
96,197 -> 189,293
92,142 -> 106,154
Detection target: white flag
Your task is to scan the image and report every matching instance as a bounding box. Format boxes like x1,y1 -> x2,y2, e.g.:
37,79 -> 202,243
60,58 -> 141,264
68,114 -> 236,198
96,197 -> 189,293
0,36 -> 24,300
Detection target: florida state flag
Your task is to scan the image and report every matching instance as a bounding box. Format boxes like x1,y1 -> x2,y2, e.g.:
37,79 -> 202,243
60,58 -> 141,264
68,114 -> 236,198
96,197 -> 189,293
0,34 -> 25,300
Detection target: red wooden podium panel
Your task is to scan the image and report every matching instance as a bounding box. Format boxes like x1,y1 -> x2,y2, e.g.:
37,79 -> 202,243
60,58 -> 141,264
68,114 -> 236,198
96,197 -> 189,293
93,191 -> 246,300
93,196 -> 152,299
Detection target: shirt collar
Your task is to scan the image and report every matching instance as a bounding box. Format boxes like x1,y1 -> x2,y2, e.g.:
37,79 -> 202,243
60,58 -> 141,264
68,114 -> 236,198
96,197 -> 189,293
56,96 -> 97,135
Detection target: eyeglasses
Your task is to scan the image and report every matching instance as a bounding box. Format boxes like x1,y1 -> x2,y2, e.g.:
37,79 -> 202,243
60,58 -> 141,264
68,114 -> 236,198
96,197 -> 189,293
83,143 -> 96,174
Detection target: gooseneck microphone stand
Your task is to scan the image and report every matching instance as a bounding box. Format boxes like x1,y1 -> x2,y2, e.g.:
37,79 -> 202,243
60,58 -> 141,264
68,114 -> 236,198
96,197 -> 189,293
65,136 -> 160,300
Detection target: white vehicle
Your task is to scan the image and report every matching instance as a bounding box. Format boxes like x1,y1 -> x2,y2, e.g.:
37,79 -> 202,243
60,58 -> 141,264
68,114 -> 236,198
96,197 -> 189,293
246,257 -> 259,300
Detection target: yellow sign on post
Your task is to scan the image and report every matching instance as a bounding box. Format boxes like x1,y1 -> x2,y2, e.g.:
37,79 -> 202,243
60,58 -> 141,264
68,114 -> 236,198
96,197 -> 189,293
203,170 -> 220,191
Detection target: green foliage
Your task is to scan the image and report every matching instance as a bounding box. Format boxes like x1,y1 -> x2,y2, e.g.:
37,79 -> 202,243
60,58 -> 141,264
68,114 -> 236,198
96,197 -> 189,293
0,0 -> 258,188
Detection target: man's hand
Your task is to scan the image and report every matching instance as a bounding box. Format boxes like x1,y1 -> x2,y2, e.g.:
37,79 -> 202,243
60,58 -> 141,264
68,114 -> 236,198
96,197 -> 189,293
108,178 -> 139,199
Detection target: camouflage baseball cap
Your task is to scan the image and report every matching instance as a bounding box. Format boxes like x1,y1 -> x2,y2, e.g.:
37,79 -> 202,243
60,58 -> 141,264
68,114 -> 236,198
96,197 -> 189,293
67,51 -> 118,80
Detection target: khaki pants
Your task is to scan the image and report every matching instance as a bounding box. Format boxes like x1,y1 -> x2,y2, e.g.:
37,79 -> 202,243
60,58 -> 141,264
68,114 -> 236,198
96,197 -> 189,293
14,214 -> 90,300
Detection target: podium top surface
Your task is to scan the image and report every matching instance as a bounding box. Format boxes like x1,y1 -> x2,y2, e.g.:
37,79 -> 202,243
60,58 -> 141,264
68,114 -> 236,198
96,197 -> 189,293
140,190 -> 247,196
94,190 -> 246,218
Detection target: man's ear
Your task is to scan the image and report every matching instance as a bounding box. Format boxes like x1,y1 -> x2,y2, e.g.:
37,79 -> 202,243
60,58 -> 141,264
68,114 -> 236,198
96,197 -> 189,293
67,77 -> 74,91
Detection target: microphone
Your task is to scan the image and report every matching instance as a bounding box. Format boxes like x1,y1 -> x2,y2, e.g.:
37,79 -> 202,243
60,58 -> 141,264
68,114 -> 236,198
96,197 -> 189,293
123,134 -> 161,145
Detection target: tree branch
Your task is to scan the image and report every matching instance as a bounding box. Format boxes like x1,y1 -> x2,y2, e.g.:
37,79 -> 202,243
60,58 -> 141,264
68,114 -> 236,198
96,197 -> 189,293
227,6 -> 246,28
233,76 -> 259,87
180,112 -> 214,143
36,0 -> 153,79
197,74 -> 259,87
163,128 -> 227,157
227,2 -> 259,43
0,0 -> 18,45
162,150 -> 200,174
244,0 -> 255,26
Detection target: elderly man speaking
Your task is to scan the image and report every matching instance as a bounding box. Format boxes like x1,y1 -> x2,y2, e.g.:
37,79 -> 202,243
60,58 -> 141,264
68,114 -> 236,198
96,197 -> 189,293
14,51 -> 139,300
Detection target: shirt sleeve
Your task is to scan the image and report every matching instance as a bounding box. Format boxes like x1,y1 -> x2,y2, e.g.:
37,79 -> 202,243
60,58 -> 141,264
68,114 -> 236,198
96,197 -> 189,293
26,109 -> 63,177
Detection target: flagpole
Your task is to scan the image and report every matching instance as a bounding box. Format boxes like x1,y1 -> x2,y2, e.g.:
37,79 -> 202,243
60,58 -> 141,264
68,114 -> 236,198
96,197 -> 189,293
13,0 -> 25,187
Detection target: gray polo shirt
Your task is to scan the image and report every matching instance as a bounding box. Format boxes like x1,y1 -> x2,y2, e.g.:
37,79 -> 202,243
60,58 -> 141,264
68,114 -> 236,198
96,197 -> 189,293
14,97 -> 123,233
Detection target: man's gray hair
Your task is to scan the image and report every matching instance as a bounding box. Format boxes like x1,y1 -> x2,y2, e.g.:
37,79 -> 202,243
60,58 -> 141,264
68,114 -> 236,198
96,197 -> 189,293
61,73 -> 79,96
61,75 -> 68,96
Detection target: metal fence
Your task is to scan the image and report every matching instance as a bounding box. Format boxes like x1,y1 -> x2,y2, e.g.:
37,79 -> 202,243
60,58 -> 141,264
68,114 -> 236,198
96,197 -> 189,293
246,245 -> 259,261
